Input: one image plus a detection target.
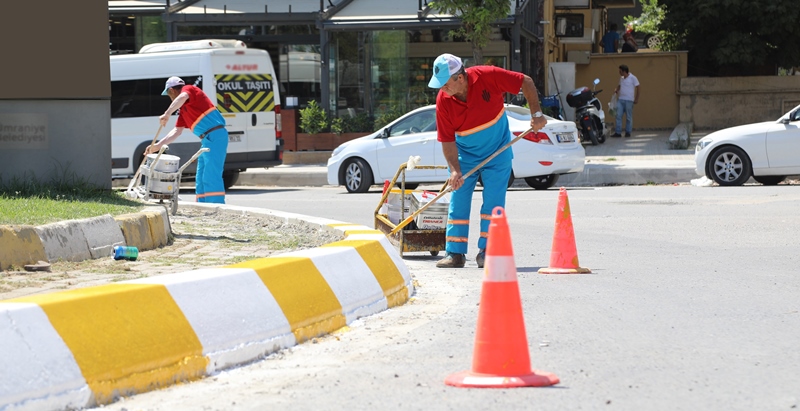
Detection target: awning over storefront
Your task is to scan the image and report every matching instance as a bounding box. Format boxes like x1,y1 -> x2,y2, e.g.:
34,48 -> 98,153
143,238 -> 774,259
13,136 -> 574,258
108,0 -> 167,13
169,0 -> 325,15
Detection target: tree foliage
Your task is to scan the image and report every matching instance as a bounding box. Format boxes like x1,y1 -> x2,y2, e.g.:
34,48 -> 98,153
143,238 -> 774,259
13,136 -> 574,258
659,0 -> 800,76
428,0 -> 511,65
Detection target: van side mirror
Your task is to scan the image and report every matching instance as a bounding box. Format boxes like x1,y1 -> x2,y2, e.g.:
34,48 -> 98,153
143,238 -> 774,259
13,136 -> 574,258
382,128 -> 390,138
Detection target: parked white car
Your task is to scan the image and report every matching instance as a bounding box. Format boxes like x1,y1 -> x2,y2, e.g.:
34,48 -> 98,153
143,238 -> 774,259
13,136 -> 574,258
327,104 -> 585,193
694,103 -> 800,186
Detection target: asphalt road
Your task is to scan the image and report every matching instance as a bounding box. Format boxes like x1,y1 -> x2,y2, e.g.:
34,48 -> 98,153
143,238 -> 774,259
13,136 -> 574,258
93,184 -> 800,411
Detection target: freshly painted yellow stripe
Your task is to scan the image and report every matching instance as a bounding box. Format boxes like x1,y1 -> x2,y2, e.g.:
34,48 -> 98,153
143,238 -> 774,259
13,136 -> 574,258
324,239 -> 408,308
10,284 -> 207,405
343,230 -> 383,236
231,257 -> 345,343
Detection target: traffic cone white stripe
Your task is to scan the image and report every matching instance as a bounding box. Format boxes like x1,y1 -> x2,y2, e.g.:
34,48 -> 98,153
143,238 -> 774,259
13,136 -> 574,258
483,255 -> 517,283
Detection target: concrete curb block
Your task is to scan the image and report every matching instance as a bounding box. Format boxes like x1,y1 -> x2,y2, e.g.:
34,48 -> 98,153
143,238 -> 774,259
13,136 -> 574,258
235,169 -> 329,187
557,163 -> 698,186
0,204 -> 413,411
79,215 -> 126,260
0,226 -> 47,271
1,207 -> 172,269
35,221 -> 93,263
113,206 -> 170,252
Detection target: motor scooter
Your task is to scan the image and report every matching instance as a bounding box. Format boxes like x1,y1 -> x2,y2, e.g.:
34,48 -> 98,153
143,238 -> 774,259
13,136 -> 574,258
566,78 -> 606,145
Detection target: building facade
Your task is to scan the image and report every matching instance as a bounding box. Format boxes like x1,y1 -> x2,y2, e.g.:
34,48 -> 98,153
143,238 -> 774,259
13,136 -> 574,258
109,0 -> 543,121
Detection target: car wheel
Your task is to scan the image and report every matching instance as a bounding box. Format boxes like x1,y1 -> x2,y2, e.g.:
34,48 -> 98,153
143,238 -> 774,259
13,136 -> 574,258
478,171 -> 515,188
524,174 -> 559,190
343,158 -> 373,193
706,146 -> 751,186
646,35 -> 661,49
396,183 -> 419,190
753,175 -> 786,186
222,171 -> 239,189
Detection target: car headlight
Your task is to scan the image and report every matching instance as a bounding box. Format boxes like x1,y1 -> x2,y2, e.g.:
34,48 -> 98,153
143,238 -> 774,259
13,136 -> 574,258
332,144 -> 346,157
696,139 -> 713,151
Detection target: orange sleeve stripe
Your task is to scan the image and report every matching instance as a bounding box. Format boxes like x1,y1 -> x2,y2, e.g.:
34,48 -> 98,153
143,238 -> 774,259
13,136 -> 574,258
455,109 -> 505,137
480,214 -> 492,220
449,219 -> 470,225
446,236 -> 468,243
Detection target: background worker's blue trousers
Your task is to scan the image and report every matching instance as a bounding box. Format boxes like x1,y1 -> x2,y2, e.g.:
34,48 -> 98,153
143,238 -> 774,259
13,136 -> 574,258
195,128 -> 228,204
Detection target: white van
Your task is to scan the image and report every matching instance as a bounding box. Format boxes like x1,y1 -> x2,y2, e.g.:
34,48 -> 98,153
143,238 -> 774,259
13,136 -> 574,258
109,39 -> 283,188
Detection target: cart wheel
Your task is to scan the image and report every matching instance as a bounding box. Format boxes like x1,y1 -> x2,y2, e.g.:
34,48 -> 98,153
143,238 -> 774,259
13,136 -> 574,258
430,251 -> 439,256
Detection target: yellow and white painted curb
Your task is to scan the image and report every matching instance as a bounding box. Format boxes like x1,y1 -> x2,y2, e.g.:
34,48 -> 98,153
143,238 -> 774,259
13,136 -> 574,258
0,207 -> 170,270
0,203 -> 413,411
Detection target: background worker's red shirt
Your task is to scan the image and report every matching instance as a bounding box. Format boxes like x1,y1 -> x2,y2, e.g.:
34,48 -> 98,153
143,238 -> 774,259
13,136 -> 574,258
175,85 -> 218,131
435,66 -> 524,143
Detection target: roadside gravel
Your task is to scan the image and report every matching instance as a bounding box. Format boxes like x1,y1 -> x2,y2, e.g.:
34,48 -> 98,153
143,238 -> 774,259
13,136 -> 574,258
0,206 -> 343,301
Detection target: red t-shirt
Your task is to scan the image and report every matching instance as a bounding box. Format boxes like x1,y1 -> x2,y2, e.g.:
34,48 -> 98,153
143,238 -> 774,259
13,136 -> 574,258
175,85 -> 217,131
435,66 -> 524,143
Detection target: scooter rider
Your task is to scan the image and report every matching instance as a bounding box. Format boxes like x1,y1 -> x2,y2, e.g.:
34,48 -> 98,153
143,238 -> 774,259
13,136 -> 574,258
428,54 -> 545,268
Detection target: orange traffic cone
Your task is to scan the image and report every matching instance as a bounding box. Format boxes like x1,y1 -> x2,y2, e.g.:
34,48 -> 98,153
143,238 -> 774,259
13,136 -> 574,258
445,206 -> 559,388
538,187 -> 591,274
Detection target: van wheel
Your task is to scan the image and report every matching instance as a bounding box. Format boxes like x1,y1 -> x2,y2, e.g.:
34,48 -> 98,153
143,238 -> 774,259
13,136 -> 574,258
223,171 -> 240,189
343,158 -> 373,193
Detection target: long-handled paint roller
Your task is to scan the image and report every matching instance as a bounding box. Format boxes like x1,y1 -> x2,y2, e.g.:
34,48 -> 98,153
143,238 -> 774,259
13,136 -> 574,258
125,125 -> 163,198
389,127 -> 538,235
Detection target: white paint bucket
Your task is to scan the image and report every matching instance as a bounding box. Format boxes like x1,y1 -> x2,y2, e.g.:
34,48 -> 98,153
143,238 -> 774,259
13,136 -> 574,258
144,154 -> 180,194
145,154 -> 180,173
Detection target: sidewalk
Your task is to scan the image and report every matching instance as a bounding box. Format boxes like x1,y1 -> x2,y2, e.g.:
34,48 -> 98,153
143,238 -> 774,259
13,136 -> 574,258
237,129 -> 702,188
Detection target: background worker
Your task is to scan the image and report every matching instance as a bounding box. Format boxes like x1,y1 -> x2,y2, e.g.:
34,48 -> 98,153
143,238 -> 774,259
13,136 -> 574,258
147,76 -> 228,204
428,53 -> 546,269
611,64 -> 640,138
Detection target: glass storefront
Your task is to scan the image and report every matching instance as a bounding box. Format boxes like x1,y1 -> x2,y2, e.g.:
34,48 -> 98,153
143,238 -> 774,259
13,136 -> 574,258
109,15 -> 166,54
109,14 -> 515,126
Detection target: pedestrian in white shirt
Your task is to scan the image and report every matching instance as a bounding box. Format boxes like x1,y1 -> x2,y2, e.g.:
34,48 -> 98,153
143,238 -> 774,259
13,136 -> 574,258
611,64 -> 640,138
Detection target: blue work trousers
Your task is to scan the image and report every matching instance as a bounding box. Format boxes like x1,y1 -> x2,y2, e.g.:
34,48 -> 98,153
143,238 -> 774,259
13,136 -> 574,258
196,128 -> 228,204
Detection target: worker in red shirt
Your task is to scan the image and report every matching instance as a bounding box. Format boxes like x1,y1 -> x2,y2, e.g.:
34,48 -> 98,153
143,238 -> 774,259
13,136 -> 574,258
428,54 -> 546,268
147,76 -> 228,204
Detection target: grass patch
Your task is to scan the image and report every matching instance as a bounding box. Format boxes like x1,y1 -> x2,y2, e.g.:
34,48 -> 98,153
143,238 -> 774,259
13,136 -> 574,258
604,157 -> 617,161
0,171 -> 143,225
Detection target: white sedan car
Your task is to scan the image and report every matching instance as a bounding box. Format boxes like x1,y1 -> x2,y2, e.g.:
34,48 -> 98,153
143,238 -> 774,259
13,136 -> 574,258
327,104 -> 585,193
695,104 -> 800,186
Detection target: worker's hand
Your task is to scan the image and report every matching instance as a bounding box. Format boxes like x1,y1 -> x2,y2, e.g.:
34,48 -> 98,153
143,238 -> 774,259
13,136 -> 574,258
448,170 -> 464,191
159,113 -> 170,127
530,115 -> 547,132
145,142 -> 160,155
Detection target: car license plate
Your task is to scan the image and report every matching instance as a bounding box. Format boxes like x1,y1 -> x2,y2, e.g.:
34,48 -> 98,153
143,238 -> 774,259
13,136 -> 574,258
229,134 -> 242,143
556,133 -> 574,143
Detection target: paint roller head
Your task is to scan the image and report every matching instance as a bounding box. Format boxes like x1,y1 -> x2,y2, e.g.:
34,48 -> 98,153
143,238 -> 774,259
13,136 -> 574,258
407,155 -> 421,170
124,190 -> 138,199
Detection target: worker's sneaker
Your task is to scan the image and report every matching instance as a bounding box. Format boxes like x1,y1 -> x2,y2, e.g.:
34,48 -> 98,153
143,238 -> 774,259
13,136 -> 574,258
624,132 -> 631,138
436,252 -> 466,268
476,249 -> 486,268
